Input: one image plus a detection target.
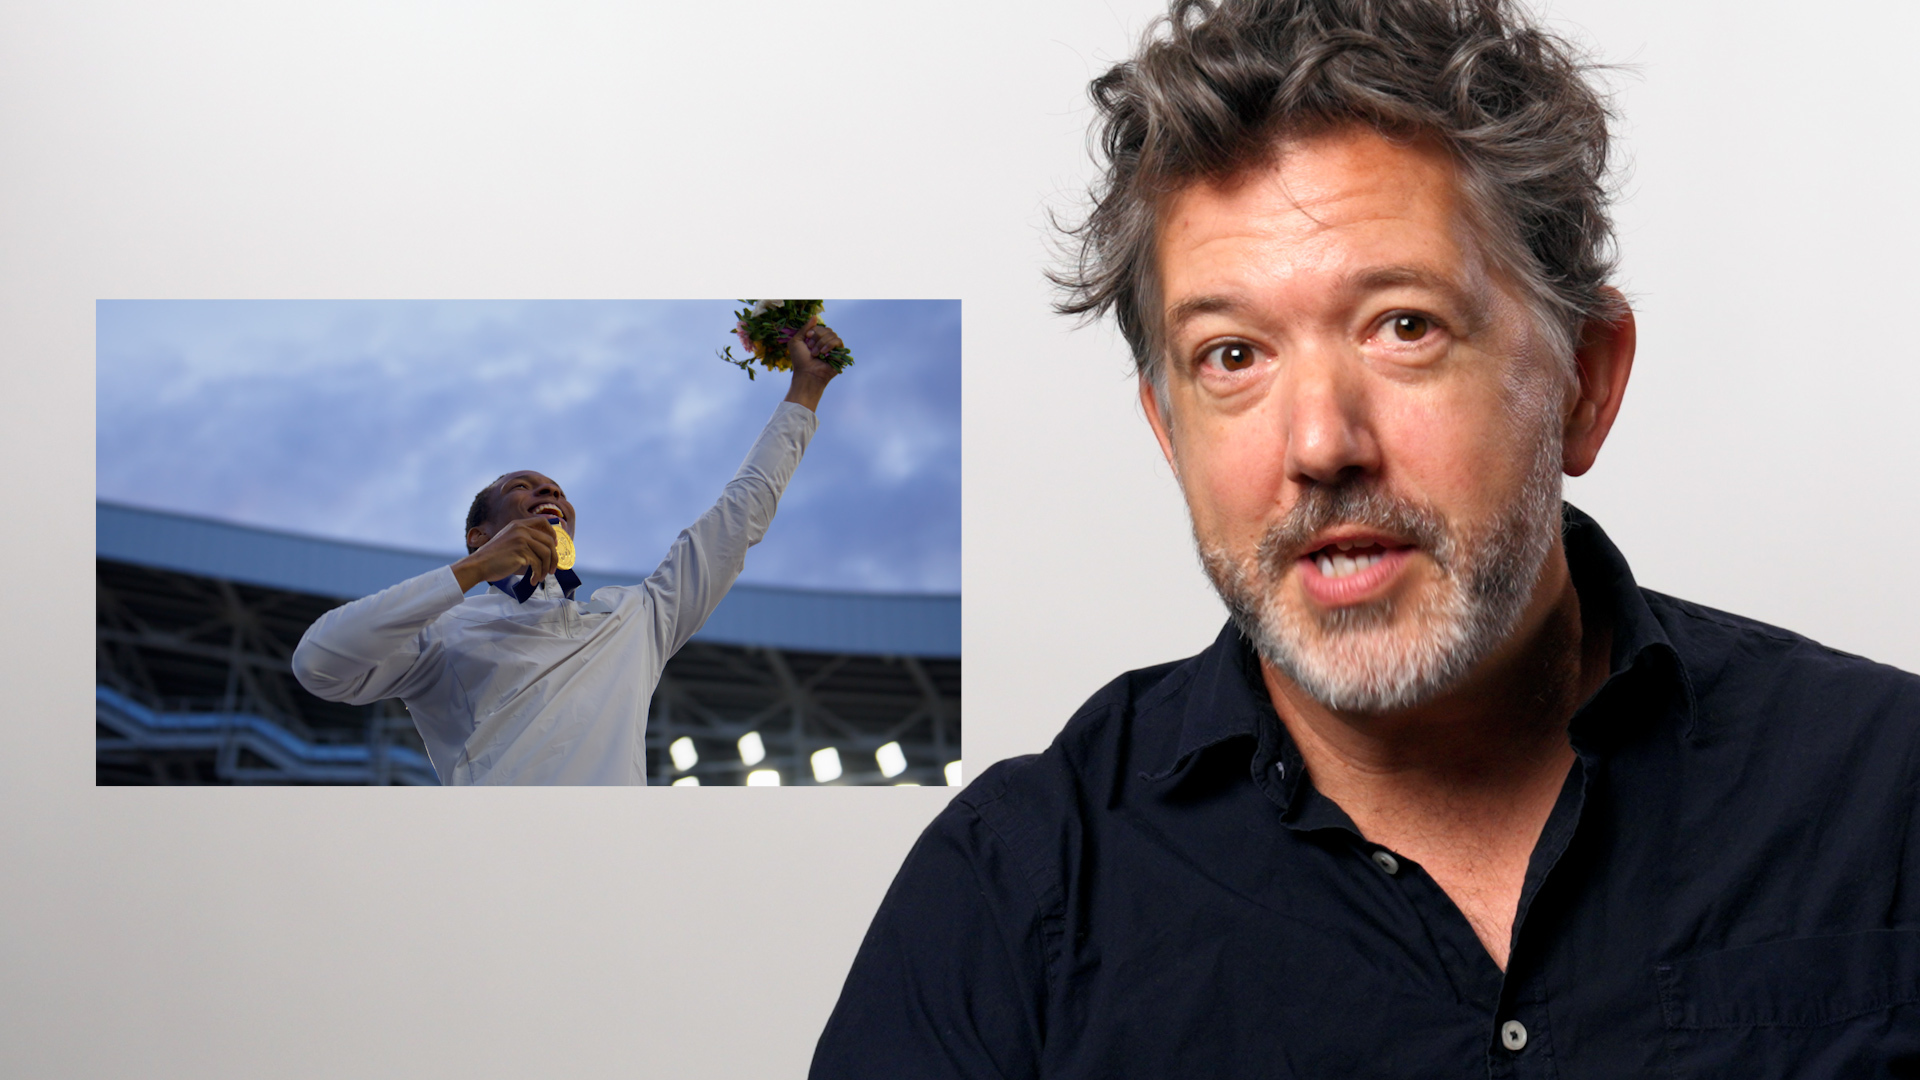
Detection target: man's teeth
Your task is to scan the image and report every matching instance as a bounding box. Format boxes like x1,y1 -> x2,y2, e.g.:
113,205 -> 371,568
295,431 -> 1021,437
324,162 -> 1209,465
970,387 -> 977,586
1315,551 -> 1384,579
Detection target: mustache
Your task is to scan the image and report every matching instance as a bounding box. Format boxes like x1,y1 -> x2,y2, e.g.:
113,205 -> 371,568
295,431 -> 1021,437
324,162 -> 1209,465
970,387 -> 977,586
1254,480 -> 1452,572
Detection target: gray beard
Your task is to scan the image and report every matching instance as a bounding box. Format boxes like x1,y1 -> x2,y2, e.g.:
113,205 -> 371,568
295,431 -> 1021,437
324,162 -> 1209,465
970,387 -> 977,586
1197,428 -> 1564,714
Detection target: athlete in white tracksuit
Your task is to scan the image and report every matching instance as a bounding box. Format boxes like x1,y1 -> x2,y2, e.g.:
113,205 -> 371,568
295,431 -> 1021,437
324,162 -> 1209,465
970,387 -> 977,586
291,324 -> 841,784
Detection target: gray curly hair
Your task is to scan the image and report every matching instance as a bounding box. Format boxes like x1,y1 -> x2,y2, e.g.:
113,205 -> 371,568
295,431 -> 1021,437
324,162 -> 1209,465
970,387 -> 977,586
1052,0 -> 1623,404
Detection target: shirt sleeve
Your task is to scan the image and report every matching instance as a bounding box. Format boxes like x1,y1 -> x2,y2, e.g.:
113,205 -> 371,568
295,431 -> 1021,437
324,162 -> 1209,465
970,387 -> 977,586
290,565 -> 468,706
810,784 -> 1051,1080
636,399 -> 817,657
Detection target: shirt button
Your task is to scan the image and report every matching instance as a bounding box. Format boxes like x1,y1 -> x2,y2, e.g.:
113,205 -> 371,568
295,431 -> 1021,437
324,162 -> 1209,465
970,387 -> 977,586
1370,850 -> 1400,875
1500,1020 -> 1528,1051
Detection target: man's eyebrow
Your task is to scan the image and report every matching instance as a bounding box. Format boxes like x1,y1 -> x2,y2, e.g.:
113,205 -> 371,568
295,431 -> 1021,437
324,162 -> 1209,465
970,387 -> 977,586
1349,265 -> 1489,324
1164,294 -> 1243,336
1350,265 -> 1454,292
1164,267 -> 1491,337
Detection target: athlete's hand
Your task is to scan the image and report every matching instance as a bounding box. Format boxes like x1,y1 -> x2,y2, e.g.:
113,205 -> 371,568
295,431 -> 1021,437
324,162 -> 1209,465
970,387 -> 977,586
784,316 -> 842,413
452,517 -> 561,592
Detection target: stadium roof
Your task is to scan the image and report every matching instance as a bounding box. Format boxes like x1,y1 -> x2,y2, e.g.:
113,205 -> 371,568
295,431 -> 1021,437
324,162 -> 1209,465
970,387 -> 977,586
97,501 -> 960,658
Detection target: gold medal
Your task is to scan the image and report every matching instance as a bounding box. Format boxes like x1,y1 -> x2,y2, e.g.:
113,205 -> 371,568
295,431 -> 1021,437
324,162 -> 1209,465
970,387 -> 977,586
552,522 -> 576,570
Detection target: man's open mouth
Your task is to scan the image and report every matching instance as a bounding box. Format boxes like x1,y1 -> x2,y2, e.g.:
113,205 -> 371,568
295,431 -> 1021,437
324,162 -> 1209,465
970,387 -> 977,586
1303,538 -> 1409,580
530,502 -> 563,521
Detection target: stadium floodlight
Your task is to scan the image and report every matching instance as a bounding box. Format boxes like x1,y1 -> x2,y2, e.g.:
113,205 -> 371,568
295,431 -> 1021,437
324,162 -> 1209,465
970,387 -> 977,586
811,747 -> 843,783
945,760 -> 963,787
671,775 -> 700,787
746,768 -> 781,787
738,731 -> 767,767
669,736 -> 698,772
874,741 -> 908,779
895,782 -> 921,787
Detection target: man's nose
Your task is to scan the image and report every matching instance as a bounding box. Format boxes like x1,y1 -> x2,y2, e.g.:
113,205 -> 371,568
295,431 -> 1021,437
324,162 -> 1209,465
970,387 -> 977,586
1282,350 -> 1380,486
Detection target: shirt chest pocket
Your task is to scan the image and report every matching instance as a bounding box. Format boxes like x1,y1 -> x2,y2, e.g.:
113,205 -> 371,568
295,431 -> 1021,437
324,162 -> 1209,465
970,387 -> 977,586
1656,929 -> 1920,1076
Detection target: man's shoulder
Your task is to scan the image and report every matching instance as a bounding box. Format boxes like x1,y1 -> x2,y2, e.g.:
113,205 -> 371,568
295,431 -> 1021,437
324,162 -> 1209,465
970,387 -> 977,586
1643,587 -> 1920,729
944,651 -> 1211,852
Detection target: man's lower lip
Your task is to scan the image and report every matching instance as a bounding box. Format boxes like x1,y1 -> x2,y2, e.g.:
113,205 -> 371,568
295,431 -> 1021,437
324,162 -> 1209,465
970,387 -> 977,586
1297,547 -> 1414,606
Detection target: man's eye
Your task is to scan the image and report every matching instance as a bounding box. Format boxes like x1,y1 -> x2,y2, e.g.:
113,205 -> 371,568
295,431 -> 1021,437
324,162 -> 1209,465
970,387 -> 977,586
1391,315 -> 1431,342
1202,342 -> 1258,372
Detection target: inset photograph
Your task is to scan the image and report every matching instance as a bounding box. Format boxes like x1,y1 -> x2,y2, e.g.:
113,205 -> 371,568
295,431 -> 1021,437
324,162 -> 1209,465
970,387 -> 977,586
96,300 -> 959,786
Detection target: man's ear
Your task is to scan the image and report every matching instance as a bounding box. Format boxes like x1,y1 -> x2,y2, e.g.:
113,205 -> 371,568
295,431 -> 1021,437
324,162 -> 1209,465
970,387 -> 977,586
1139,375 -> 1179,478
466,523 -> 493,554
1563,289 -> 1636,478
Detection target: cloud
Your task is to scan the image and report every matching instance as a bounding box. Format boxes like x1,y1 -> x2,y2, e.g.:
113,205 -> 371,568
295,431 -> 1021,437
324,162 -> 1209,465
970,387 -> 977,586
97,299 -> 960,593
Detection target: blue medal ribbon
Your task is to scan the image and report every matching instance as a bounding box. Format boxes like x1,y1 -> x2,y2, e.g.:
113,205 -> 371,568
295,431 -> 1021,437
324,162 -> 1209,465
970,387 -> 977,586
490,567 -> 582,603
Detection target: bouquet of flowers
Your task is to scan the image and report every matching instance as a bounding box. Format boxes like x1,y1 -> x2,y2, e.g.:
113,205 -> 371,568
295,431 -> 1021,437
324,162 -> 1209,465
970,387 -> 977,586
719,300 -> 855,380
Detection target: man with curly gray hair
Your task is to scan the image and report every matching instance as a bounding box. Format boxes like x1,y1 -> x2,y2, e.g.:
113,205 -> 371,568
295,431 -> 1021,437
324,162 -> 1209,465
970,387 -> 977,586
813,1 -> 1920,1075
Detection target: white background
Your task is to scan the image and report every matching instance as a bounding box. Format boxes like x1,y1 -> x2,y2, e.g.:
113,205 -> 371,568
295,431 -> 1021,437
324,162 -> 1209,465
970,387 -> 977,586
5,1 -> 1917,1076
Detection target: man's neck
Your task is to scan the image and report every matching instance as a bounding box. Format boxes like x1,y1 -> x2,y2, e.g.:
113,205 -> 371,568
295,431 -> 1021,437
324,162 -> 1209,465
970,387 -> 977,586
1260,542 -> 1612,969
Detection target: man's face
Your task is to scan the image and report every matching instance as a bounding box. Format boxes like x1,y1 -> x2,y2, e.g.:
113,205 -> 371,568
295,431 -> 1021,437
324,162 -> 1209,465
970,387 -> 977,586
1147,126 -> 1568,713
487,471 -> 575,537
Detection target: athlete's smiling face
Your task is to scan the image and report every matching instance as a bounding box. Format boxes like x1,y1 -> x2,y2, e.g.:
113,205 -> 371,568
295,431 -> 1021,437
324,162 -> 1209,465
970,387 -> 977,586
489,471 -> 575,537
1143,125 -> 1576,711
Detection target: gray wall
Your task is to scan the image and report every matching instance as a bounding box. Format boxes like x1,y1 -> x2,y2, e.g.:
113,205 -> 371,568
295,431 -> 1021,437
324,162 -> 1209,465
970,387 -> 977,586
9,1 -> 1917,1076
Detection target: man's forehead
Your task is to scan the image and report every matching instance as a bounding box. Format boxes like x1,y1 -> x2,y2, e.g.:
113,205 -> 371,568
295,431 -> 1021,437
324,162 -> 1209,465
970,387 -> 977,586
494,470 -> 560,489
1164,132 -> 1466,255
1157,128 -> 1492,326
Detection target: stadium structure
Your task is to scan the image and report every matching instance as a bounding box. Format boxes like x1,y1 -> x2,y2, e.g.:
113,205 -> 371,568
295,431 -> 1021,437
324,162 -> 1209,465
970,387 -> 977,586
97,502 -> 961,786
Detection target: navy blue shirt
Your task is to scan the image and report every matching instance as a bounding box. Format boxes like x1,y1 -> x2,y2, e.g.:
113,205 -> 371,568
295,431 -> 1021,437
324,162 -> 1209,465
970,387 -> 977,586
813,509 -> 1920,1078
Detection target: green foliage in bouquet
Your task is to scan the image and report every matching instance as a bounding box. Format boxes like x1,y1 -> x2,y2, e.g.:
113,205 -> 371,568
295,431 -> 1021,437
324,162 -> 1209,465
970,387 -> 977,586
720,299 -> 855,380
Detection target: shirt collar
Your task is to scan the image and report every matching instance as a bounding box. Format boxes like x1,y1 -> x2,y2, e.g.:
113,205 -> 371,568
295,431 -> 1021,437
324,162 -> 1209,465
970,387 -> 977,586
486,568 -> 581,602
1139,503 -> 1699,788
1560,503 -> 1700,743
1135,620 -> 1268,784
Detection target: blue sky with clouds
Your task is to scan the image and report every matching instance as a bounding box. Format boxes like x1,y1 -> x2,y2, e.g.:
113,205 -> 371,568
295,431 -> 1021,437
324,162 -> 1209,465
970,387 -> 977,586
97,300 -> 960,594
